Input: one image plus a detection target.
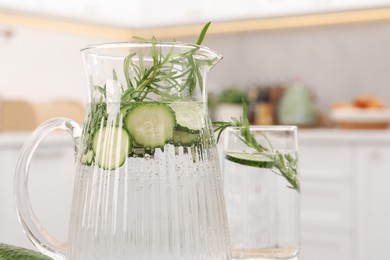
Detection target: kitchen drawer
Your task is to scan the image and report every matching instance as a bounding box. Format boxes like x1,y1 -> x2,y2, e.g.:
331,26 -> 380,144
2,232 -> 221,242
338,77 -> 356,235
300,232 -> 352,260
299,144 -> 352,182
301,181 -> 352,232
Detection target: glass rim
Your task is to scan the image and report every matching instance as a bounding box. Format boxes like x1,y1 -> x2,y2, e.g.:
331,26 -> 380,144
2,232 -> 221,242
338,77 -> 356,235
80,41 -> 223,60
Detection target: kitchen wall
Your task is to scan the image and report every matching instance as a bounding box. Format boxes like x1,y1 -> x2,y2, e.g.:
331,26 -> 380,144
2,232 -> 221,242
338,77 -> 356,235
185,21 -> 390,111
0,25 -> 114,103
1,20 -> 390,111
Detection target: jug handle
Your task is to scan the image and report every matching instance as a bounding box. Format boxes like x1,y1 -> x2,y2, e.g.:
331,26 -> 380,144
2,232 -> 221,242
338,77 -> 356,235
14,117 -> 82,260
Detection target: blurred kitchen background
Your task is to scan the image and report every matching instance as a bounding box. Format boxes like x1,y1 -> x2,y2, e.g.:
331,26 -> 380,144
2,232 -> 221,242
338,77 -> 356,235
1,1 -> 390,260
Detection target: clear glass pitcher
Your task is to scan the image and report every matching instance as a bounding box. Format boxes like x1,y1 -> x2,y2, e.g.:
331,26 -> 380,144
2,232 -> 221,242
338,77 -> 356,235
14,42 -> 231,260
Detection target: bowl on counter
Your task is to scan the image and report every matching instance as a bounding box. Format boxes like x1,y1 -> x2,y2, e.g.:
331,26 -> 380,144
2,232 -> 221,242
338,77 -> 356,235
329,107 -> 390,129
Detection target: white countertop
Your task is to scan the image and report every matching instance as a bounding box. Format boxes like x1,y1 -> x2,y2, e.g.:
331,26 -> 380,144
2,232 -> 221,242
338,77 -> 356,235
0,128 -> 390,148
0,132 -> 73,148
298,128 -> 390,143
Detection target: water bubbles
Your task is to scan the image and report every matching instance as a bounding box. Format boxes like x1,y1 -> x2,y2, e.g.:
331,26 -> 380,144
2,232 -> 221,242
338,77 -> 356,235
71,144 -> 228,259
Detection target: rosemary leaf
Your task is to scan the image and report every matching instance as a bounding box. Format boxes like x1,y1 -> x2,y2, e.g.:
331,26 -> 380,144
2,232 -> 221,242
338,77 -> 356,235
113,69 -> 118,81
197,21 -> 211,45
124,53 -> 136,91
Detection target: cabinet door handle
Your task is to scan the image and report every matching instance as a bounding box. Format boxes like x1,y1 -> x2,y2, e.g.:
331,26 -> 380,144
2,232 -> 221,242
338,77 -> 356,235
369,150 -> 381,160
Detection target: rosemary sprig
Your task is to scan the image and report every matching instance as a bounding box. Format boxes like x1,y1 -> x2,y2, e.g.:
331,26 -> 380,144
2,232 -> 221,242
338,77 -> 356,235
213,101 -> 300,192
118,22 -> 212,104
82,23 -> 214,155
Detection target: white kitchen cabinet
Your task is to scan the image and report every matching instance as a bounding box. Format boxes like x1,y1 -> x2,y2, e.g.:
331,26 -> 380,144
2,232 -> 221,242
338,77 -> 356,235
300,232 -> 352,260
299,143 -> 354,260
1,0 -> 388,29
356,145 -> 390,260
298,129 -> 390,260
0,133 -> 75,250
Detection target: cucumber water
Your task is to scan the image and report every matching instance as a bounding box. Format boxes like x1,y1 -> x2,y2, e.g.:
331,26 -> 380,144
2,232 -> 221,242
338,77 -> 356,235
70,100 -> 229,259
81,101 -> 209,170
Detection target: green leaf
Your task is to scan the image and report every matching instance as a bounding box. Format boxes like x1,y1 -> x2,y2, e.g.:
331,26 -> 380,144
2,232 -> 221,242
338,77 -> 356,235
124,53 -> 136,91
132,36 -> 147,41
93,84 -> 107,99
113,69 -> 118,81
242,99 -> 250,126
197,21 -> 211,45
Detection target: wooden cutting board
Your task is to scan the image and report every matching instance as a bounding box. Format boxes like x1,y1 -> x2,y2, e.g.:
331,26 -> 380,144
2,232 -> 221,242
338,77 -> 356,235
0,100 -> 85,131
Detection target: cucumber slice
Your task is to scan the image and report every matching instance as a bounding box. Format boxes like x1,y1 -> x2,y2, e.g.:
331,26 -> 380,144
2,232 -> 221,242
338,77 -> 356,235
0,243 -> 51,260
225,152 -> 274,169
169,102 -> 205,132
124,102 -> 176,148
80,150 -> 94,166
173,130 -> 200,146
92,126 -> 130,170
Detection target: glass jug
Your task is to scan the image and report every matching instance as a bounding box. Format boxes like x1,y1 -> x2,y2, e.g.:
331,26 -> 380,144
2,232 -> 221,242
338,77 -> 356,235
14,42 -> 231,260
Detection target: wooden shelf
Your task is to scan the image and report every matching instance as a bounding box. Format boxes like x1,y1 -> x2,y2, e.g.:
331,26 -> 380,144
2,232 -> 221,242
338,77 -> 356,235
2,8 -> 390,39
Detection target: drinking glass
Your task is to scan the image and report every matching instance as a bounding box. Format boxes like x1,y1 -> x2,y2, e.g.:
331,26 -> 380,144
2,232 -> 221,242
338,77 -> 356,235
222,126 -> 300,260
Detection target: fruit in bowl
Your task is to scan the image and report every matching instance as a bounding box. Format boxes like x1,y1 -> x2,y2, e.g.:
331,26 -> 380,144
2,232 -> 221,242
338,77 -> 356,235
353,96 -> 386,109
330,97 -> 390,129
